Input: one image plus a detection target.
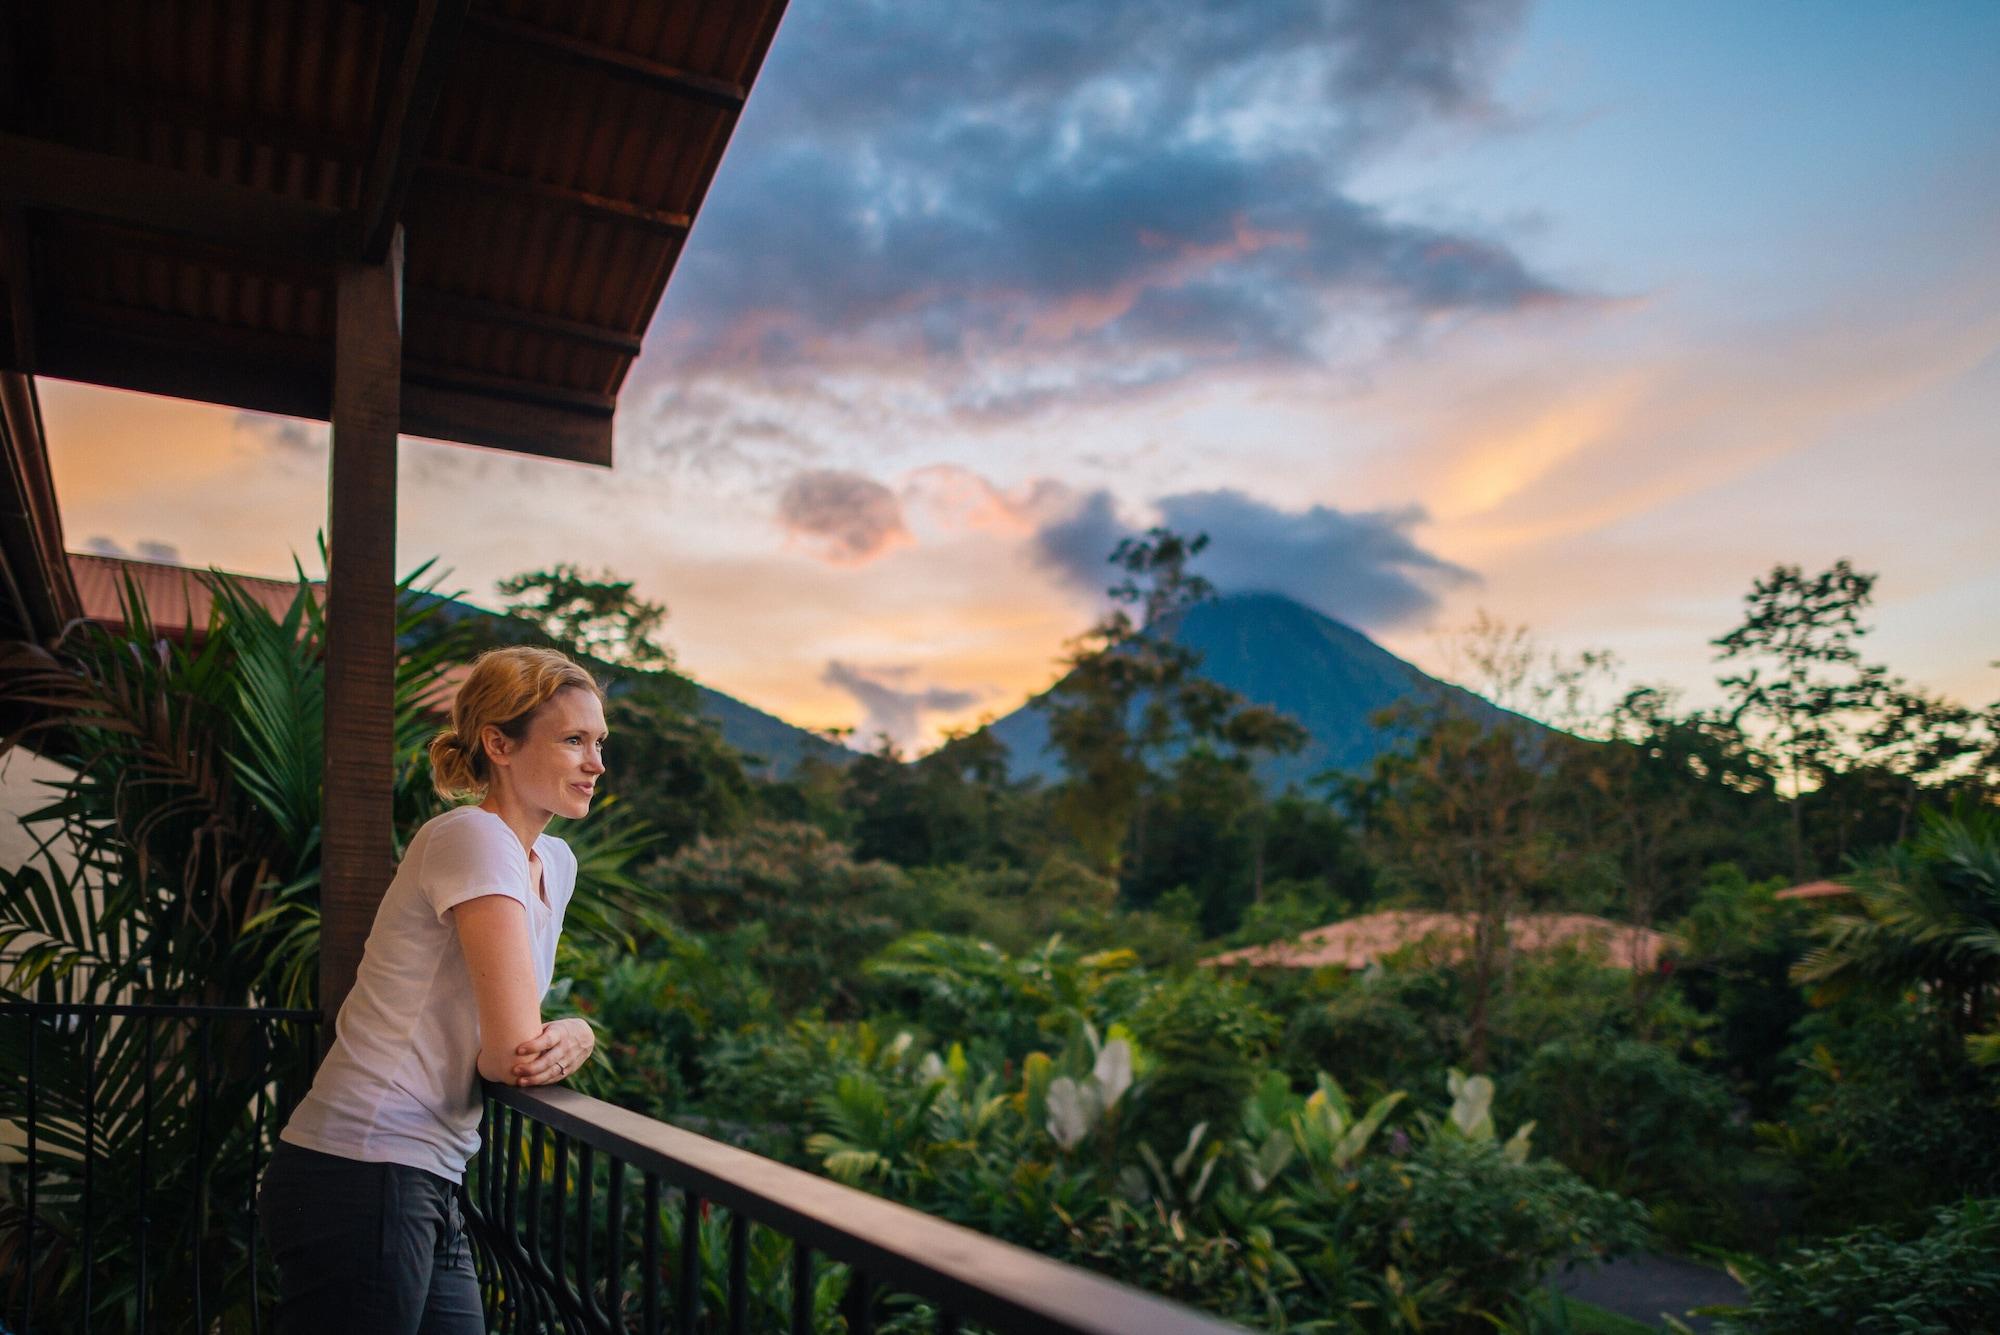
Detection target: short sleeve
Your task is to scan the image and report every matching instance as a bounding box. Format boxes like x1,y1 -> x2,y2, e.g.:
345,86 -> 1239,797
422,811 -> 531,924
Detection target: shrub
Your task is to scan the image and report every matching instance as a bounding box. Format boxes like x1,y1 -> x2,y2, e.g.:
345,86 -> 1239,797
1507,1037 -> 1736,1198
1274,1070 -> 1650,1331
1117,969 -> 1279,1155
1280,974 -> 1456,1096
560,923 -> 774,1115
1760,998 -> 2000,1237
1712,1198 -> 2000,1334
651,821 -> 904,1013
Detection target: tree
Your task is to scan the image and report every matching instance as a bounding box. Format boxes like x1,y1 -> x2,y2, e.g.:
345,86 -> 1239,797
840,724 -> 1031,870
497,563 -> 673,669
654,821 -> 903,1014
1036,528 -> 1304,878
598,683 -> 756,855
1436,608 -> 1619,733
1350,702 -> 1558,1071
1712,560 -> 1886,878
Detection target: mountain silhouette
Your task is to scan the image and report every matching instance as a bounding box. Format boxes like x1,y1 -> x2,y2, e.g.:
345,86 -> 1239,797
984,592 -> 1519,790
691,680 -> 851,775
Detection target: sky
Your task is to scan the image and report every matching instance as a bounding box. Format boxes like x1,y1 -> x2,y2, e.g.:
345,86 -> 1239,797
40,0 -> 2000,752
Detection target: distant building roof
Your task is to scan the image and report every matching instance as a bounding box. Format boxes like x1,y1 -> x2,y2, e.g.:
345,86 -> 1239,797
1203,909 -> 1675,973
1774,879 -> 1850,901
69,552 -> 316,642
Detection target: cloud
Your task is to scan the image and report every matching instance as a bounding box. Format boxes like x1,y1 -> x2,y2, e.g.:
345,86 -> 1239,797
899,465 -> 1079,536
83,535 -> 184,564
644,0 -> 1566,421
821,660 -> 987,752
1326,0 -> 1528,129
1031,490 -> 1135,598
777,469 -> 912,564
1033,487 -> 1475,630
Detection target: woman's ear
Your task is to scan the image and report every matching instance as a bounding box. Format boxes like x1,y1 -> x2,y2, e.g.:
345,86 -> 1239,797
480,723 -> 513,770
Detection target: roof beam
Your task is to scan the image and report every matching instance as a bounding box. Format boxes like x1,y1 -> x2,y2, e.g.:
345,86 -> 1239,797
465,12 -> 747,111
0,133 -> 339,262
353,0 -> 470,262
404,287 -> 643,356
402,379 -> 613,467
418,158 -> 691,236
403,359 -> 616,416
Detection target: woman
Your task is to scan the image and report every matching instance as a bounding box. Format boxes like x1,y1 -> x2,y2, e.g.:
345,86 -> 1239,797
257,645 -> 607,1332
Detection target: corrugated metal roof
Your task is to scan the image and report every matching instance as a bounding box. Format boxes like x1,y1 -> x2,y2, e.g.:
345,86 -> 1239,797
69,551 -> 316,640
1,0 -> 788,464
1203,910 -> 1675,973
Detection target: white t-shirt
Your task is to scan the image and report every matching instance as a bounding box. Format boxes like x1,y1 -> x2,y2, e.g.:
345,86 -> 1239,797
281,805 -> 576,1182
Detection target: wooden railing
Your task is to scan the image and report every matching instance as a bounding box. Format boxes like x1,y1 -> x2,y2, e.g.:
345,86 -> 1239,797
469,1083 -> 1244,1334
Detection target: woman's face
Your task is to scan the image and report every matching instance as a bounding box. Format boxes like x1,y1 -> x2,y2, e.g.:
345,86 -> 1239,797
486,686 -> 608,821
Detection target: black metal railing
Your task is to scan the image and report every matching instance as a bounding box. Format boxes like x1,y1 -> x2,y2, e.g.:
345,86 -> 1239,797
467,1085 -> 1242,1335
6,1005 -> 1243,1333
0,1001 -> 322,1334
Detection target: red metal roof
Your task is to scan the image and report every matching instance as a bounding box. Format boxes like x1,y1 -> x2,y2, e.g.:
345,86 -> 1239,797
68,551 -> 315,640
1204,909 -> 1676,973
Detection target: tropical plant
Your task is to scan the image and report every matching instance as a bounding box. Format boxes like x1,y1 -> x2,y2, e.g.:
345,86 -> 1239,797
1793,805 -> 2000,1054
1710,1197 -> 2000,1334
0,560 -> 462,1329
0,557 -> 656,1331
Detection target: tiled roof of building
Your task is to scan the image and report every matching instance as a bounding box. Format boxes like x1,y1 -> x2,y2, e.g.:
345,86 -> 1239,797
1203,909 -> 1675,973
1774,880 -> 1850,901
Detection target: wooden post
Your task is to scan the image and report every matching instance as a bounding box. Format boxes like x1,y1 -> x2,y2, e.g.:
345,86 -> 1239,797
320,228 -> 403,1038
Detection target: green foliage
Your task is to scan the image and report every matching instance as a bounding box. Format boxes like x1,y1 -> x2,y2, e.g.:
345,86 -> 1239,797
838,726 -> 1044,870
1118,968 -> 1279,1155
1282,974 -> 1458,1099
0,558 -> 469,1329
775,1027 -> 1643,1333
651,820 -> 904,1013
1506,1038 -> 1734,1202
598,682 -> 755,855
861,931 -> 1142,1061
1794,805 -> 2000,1050
1036,527 -> 1305,875
1349,702 -> 1565,1071
1669,865 -> 1814,1113
1755,997 -> 2000,1237
554,918 -> 773,1115
1711,1198 -> 2000,1334
495,562 -> 673,669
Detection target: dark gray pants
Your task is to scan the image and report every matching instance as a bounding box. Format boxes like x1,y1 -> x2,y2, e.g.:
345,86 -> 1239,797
257,1139 -> 484,1334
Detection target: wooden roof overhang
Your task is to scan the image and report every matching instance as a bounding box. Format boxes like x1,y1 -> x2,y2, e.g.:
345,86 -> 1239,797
0,370 -> 78,643
0,0 -> 789,1027
0,0 -> 787,465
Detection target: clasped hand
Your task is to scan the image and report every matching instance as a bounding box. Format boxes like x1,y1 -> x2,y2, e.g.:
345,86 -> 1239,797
510,1016 -> 594,1086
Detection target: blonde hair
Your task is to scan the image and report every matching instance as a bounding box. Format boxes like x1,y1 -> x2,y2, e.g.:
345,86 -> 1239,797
428,646 -> 604,800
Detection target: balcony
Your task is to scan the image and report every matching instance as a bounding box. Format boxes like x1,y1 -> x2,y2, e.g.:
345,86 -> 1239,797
2,1001 -> 1242,1333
